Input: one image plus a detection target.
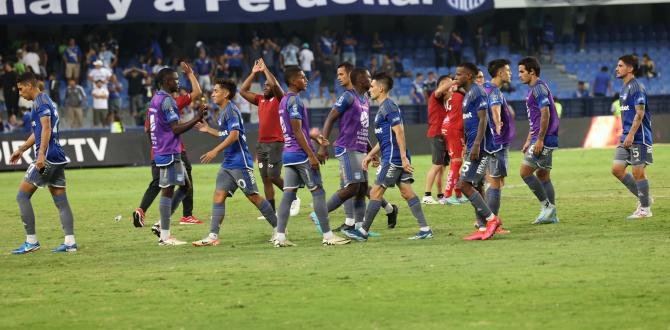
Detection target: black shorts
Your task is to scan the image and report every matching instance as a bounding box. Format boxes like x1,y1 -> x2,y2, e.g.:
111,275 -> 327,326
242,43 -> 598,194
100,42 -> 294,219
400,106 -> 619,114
429,136 -> 449,165
257,141 -> 283,178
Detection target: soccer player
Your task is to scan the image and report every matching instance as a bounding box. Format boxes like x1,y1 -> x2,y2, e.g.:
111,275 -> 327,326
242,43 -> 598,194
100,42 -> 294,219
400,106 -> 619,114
10,72 -> 76,254
441,77 -> 468,205
422,75 -> 452,205
611,54 -> 653,219
476,70 -> 485,85
344,72 -> 433,241
518,57 -> 560,224
315,63 -> 398,233
192,79 -> 279,246
274,66 -> 350,247
454,63 -> 503,241
149,67 -> 205,245
481,59 -> 515,229
133,62 -> 203,228
238,58 -> 300,217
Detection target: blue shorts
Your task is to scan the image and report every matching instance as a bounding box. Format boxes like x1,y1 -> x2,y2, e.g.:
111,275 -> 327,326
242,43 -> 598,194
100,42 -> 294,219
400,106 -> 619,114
374,163 -> 413,188
459,151 -> 492,187
216,167 -> 259,196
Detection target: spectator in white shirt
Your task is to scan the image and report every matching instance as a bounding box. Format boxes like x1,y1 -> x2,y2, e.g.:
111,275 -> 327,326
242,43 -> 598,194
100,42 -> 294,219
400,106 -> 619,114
22,45 -> 41,77
88,60 -> 112,84
299,43 -> 314,79
91,80 -> 110,127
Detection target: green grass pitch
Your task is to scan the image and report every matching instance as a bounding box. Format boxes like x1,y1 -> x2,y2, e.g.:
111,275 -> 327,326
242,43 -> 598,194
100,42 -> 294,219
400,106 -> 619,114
0,146 -> 668,329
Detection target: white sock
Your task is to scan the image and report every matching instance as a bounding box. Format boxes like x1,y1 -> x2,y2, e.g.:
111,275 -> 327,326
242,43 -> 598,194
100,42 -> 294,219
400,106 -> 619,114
208,233 -> 219,240
420,226 -> 431,232
344,218 -> 355,226
355,222 -> 362,230
276,232 -> 286,241
323,231 -> 334,240
358,228 -> 368,235
64,235 -> 75,246
26,235 -> 38,244
486,214 -> 495,221
384,204 -> 394,214
160,229 -> 171,241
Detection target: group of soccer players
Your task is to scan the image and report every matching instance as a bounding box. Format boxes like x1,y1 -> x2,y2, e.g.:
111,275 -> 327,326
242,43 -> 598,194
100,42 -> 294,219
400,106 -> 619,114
8,53 -> 655,253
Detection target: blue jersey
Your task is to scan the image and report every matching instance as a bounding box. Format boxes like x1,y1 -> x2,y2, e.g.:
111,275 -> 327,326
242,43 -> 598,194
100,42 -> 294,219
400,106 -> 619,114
620,78 -> 652,146
483,82 -> 513,148
31,93 -> 68,164
462,84 -> 494,153
374,98 -> 410,166
218,102 -> 253,170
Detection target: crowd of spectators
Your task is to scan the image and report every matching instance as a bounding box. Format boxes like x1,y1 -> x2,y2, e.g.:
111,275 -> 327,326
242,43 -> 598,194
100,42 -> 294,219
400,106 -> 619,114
0,11 -> 662,132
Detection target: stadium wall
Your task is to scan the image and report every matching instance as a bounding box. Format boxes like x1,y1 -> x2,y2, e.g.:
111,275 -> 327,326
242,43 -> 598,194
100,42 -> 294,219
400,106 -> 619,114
1,114 -> 668,171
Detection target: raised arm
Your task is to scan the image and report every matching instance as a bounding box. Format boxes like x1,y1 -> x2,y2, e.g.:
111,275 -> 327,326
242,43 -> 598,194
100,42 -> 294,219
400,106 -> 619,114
260,58 -> 284,99
181,62 -> 201,100
239,60 -> 262,104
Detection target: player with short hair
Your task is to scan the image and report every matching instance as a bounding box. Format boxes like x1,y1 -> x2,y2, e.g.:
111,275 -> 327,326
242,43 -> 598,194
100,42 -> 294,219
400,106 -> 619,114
481,58 -> 515,230
274,66 -> 350,247
476,70 -> 485,85
314,64 -> 398,234
344,72 -> 433,241
133,62 -> 203,228
454,63 -> 503,241
191,79 -> 279,246
422,74 -> 453,205
518,57 -> 560,224
10,72 -> 77,254
611,54 -> 653,219
148,67 -> 205,245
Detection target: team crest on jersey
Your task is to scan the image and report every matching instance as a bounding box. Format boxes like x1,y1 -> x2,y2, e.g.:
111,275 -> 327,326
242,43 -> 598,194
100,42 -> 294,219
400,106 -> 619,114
360,111 -> 369,128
